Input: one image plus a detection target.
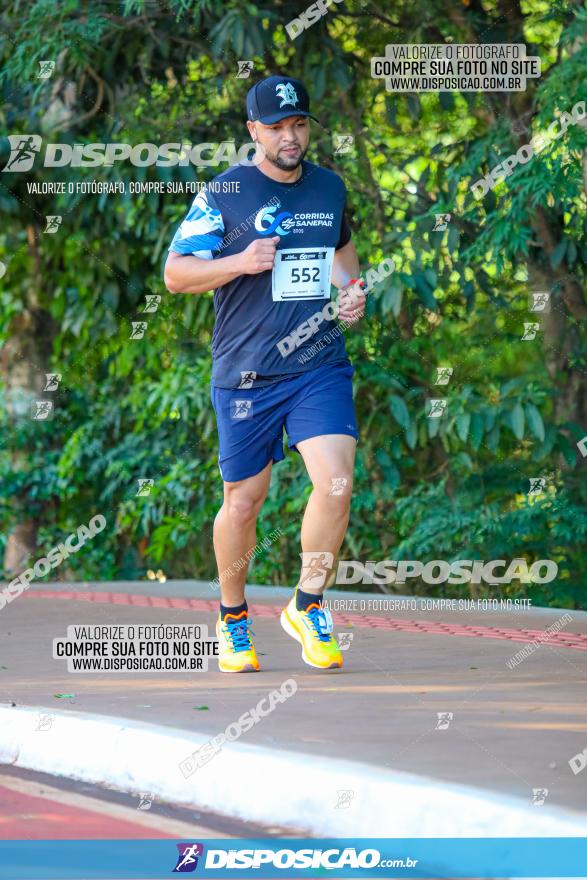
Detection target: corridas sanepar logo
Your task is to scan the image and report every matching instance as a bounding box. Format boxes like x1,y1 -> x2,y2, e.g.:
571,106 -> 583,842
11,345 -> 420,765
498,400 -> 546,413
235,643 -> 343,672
254,202 -> 335,237
173,843 -> 205,873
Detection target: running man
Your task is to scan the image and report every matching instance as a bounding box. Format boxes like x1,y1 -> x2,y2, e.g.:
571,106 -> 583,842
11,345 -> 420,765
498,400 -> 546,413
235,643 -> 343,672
164,75 -> 365,672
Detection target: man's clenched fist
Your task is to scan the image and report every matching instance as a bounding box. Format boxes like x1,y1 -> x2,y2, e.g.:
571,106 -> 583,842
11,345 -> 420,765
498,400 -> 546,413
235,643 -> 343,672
239,237 -> 280,274
336,279 -> 366,324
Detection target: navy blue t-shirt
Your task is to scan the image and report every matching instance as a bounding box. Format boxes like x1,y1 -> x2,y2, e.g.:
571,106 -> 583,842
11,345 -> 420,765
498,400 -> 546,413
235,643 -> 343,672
167,159 -> 352,389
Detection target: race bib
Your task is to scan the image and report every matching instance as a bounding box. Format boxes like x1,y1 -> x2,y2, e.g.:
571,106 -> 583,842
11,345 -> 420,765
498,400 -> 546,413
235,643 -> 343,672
272,247 -> 334,302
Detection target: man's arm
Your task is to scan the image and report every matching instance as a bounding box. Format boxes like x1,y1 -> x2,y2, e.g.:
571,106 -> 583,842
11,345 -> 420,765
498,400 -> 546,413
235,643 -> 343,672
331,239 -> 360,289
164,237 -> 280,294
164,251 -> 243,294
331,239 -> 365,324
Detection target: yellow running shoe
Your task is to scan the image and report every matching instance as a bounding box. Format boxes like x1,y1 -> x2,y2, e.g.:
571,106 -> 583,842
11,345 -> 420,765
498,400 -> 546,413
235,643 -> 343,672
216,611 -> 259,673
280,594 -> 342,669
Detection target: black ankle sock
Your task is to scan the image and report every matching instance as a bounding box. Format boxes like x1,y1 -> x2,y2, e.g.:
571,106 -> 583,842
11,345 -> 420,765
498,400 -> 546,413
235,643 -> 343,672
296,588 -> 322,611
220,600 -> 248,620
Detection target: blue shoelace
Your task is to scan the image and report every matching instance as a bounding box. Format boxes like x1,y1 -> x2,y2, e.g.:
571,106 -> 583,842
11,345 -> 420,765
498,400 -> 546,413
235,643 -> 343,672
306,606 -> 331,642
223,616 -> 254,652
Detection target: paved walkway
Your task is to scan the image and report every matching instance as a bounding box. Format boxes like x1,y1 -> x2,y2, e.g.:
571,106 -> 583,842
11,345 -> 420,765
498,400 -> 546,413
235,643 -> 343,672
1,582 -> 585,816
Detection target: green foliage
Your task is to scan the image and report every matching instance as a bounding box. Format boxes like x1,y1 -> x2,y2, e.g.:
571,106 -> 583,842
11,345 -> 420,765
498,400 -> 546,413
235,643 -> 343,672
0,0 -> 586,607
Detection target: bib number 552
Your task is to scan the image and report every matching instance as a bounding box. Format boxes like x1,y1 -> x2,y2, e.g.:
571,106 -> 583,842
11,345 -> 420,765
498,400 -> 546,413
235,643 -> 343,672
291,266 -> 320,283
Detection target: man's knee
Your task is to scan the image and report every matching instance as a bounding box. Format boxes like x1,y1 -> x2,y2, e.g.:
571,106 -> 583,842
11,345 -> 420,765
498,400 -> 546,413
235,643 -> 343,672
316,472 -> 353,502
225,493 -> 262,527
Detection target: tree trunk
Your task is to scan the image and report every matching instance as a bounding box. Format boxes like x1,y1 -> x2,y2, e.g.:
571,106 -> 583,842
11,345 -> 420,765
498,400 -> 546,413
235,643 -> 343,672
1,226 -> 57,575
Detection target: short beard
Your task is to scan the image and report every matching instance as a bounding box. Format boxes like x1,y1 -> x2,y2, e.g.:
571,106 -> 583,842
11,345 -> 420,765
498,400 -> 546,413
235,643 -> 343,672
266,145 -> 307,171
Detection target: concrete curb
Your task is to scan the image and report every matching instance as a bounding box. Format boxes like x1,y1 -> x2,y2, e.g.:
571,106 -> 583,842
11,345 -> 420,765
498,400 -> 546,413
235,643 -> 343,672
1,704 -> 585,837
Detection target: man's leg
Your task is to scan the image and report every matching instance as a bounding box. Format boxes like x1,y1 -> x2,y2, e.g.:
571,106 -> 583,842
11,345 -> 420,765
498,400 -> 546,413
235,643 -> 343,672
213,459 -> 273,606
295,434 -> 356,594
213,461 -> 272,673
279,434 -> 356,670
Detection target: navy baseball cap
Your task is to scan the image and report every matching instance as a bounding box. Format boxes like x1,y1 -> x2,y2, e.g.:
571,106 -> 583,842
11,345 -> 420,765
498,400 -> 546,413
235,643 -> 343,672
246,76 -> 320,125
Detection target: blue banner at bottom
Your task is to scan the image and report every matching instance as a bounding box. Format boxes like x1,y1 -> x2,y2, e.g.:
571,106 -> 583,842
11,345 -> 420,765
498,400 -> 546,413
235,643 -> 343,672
1,838 -> 586,879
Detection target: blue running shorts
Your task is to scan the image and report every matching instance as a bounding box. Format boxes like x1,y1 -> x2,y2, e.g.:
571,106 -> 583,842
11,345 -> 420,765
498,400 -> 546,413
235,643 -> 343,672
210,361 -> 358,483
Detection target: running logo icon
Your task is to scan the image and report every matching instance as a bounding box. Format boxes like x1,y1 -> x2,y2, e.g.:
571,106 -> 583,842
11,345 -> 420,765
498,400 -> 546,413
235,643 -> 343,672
130,321 -> 147,339
173,843 -> 204,872
44,216 -> 62,233
238,371 -> 256,389
432,213 -> 451,232
31,400 -> 53,420
275,82 -> 298,108
529,292 -> 550,312
231,399 -> 253,419
37,60 -> 55,79
43,373 -> 61,391
2,135 -> 42,172
143,294 -> 161,313
299,551 -> 334,590
236,60 -> 254,79
522,322 -> 539,340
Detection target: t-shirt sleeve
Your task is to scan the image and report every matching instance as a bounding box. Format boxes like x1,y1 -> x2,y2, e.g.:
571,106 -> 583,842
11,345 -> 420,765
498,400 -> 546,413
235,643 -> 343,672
336,209 -> 352,249
167,188 -> 225,259
336,182 -> 352,249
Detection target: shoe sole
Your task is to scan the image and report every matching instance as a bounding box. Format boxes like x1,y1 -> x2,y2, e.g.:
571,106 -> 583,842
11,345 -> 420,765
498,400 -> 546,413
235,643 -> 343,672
280,607 -> 342,670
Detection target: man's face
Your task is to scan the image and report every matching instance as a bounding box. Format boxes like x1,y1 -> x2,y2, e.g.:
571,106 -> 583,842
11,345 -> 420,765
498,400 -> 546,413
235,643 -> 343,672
248,115 -> 310,170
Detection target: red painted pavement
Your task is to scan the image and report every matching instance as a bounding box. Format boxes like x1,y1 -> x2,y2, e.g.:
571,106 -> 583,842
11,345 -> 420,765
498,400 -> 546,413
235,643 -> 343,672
0,784 -> 174,840
23,591 -> 587,652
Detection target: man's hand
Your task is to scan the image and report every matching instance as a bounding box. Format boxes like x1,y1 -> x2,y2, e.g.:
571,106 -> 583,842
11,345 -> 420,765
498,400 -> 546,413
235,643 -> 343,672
336,279 -> 366,324
238,236 -> 281,274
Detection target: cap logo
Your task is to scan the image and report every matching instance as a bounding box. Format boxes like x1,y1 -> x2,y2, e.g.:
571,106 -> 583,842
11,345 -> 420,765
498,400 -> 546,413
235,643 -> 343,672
275,82 -> 299,108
